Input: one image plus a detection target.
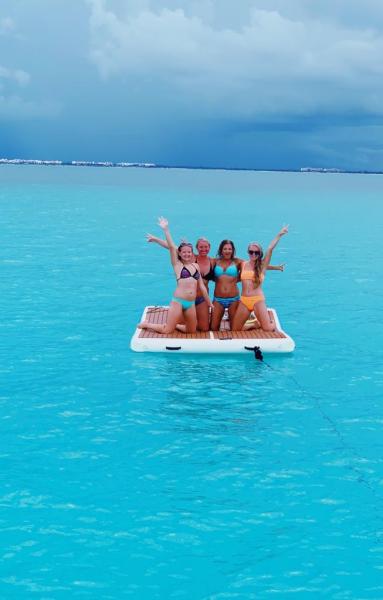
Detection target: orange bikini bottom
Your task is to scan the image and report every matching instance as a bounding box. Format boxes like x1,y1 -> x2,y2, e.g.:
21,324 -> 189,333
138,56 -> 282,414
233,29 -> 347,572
240,294 -> 264,311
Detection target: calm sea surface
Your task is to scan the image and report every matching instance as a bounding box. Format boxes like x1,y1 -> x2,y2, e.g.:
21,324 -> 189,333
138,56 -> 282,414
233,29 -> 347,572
1,165 -> 383,598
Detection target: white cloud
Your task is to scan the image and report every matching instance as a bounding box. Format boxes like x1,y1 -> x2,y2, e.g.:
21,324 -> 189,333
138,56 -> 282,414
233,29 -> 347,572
0,94 -> 61,120
86,0 -> 383,119
0,16 -> 14,35
0,65 -> 30,86
0,11 -> 60,122
0,65 -> 36,119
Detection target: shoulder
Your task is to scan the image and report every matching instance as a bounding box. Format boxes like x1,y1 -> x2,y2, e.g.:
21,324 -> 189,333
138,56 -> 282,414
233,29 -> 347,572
173,257 -> 183,270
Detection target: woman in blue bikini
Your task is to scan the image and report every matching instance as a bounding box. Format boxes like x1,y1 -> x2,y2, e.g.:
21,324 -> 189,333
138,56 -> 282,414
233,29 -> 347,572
210,240 -> 242,331
138,217 -> 213,334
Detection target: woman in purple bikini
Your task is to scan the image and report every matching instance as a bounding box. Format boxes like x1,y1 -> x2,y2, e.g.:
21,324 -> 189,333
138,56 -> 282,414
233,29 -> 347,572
138,217 -> 213,334
146,234 -> 215,332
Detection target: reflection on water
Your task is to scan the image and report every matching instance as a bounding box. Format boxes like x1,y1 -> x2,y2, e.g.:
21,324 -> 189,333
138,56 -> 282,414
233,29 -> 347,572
131,354 -> 277,417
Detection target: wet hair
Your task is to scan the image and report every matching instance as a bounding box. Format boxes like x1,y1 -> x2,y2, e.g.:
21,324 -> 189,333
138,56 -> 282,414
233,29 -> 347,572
177,242 -> 194,262
178,242 -> 193,252
247,241 -> 264,285
195,237 -> 211,250
216,239 -> 236,259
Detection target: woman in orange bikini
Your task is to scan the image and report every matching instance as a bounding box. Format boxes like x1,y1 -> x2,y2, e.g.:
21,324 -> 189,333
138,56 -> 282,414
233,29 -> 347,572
232,226 -> 289,332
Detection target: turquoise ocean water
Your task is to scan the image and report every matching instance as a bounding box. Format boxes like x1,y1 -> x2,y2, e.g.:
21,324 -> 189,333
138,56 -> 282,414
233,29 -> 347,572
1,164 -> 383,598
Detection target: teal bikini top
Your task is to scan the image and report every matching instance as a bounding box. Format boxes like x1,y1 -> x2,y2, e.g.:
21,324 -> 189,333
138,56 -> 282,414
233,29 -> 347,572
214,263 -> 238,278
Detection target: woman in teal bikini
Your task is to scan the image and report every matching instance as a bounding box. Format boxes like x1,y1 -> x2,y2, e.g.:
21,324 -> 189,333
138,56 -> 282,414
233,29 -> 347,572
210,240 -> 242,331
138,218 -> 213,334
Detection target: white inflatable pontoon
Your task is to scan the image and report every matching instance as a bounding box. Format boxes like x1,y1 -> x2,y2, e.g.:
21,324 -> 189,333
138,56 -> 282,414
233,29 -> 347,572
131,306 -> 295,354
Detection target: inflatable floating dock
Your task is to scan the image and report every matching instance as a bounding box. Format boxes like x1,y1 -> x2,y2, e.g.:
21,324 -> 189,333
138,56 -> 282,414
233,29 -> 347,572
131,306 -> 295,354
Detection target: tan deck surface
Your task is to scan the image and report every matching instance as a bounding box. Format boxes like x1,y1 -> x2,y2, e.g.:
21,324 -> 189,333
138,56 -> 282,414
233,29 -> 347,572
139,307 -> 286,339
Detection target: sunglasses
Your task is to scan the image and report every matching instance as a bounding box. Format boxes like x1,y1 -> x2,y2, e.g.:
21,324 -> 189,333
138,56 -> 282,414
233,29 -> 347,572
248,249 -> 261,256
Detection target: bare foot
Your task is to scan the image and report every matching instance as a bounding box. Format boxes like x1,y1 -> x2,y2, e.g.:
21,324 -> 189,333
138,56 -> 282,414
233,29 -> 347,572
176,324 -> 187,333
137,322 -> 147,330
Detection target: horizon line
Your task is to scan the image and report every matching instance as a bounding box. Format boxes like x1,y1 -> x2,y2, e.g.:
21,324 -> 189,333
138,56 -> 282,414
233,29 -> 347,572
1,157 -> 382,175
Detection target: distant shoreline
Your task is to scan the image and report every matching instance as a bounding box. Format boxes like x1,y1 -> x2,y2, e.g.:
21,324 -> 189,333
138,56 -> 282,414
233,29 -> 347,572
1,158 -> 382,175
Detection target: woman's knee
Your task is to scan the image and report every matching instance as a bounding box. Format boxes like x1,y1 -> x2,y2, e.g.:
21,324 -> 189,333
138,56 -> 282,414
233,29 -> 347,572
186,325 -> 197,334
197,314 -> 210,331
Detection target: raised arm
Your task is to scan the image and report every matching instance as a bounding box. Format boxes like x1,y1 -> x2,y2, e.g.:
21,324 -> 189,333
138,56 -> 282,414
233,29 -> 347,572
146,233 -> 169,249
158,216 -> 178,267
262,225 -> 289,270
267,263 -> 285,271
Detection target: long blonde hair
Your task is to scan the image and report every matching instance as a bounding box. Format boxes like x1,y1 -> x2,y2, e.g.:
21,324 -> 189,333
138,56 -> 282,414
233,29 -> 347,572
248,242 -> 264,286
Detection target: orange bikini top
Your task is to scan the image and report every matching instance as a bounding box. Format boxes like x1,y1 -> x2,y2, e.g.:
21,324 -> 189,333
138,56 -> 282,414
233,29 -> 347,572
240,269 -> 264,283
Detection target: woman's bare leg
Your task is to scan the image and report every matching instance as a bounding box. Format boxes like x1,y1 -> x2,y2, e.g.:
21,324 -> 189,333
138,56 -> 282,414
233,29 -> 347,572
243,319 -> 260,331
232,302 -> 251,331
254,300 -> 275,331
227,300 -> 239,330
183,304 -> 197,333
138,301 -> 183,334
196,301 -> 210,331
210,301 -> 225,331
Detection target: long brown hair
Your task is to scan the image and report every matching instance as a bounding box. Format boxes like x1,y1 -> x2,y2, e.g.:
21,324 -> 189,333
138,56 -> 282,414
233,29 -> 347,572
216,239 -> 236,260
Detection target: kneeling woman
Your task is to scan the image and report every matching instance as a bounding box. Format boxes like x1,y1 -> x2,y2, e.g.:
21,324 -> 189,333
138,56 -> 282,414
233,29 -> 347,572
232,226 -> 288,332
210,240 -> 242,331
146,234 -> 215,331
138,217 -> 213,334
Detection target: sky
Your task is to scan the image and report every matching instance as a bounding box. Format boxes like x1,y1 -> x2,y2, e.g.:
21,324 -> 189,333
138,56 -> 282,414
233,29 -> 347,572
1,0 -> 383,170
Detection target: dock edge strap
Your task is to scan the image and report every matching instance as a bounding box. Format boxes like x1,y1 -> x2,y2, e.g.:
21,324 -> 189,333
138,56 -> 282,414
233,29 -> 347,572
244,345 -> 263,361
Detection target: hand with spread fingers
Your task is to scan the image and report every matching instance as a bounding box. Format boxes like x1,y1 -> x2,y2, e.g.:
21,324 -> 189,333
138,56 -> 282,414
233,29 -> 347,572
158,216 -> 169,230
